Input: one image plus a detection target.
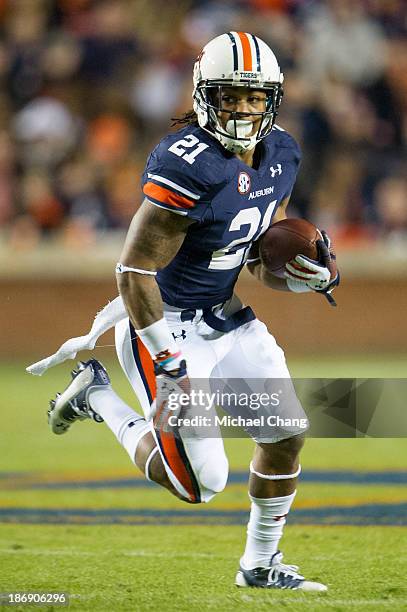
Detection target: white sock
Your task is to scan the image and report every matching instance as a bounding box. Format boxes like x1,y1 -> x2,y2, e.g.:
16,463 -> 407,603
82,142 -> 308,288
89,388 -> 151,464
241,491 -> 296,570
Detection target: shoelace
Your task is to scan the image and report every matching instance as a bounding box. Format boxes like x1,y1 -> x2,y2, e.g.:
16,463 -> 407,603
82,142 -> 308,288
267,554 -> 304,584
70,401 -> 103,423
69,400 -> 89,419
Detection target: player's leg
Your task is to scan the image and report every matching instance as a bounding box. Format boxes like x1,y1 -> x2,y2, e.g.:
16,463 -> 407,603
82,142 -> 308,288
238,435 -> 325,590
115,315 -> 229,504
112,317 -> 182,495
213,317 -> 326,591
240,435 -> 304,572
48,356 -> 182,498
85,370 -> 185,500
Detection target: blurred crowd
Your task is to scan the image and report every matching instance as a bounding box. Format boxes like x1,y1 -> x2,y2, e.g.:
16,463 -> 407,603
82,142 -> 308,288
0,0 -> 406,251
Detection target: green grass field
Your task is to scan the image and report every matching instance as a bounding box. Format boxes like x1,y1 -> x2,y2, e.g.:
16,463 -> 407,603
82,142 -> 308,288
1,355 -> 406,611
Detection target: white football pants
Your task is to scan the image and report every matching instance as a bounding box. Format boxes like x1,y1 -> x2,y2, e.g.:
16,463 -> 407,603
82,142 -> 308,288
115,295 -> 305,503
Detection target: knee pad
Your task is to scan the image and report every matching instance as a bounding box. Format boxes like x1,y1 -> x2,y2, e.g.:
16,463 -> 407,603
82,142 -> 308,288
198,454 -> 229,500
153,429 -> 229,504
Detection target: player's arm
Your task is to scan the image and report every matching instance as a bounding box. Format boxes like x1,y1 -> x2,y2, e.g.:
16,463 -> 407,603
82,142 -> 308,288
247,195 -> 339,303
247,196 -> 290,290
116,198 -> 193,368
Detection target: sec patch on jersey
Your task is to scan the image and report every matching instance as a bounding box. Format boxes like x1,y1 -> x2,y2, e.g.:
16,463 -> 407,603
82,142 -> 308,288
237,171 -> 251,194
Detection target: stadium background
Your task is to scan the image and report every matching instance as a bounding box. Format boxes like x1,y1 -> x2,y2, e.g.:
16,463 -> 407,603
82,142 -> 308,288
1,1 -> 406,610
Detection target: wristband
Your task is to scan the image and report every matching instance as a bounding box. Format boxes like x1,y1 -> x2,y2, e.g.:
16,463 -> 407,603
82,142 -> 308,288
135,318 -> 183,368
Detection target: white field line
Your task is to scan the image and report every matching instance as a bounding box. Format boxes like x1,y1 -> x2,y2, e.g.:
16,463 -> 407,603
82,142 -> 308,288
0,548 -> 224,558
235,594 -> 406,607
67,596 -> 406,608
296,601 -> 405,607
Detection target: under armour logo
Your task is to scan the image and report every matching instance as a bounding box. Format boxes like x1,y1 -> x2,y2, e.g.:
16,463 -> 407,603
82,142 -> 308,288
270,164 -> 282,177
172,330 -> 187,341
128,419 -> 143,428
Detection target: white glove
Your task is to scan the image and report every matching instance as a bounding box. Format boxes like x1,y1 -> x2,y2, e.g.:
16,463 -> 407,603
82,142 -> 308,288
284,230 -> 339,306
149,359 -> 190,425
285,256 -> 331,292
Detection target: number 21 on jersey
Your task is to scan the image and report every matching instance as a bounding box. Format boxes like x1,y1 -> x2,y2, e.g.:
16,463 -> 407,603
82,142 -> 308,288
209,200 -> 278,270
168,135 -> 209,165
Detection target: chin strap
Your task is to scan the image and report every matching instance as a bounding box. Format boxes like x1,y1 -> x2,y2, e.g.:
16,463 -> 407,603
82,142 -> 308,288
226,119 -> 253,138
219,131 -> 257,154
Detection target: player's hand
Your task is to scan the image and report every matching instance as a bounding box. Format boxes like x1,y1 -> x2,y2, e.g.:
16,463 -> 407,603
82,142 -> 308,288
314,230 -> 340,304
285,230 -> 340,305
152,359 -> 191,431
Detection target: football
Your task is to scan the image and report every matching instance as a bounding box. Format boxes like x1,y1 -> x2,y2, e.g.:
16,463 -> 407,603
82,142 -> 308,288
259,218 -> 321,278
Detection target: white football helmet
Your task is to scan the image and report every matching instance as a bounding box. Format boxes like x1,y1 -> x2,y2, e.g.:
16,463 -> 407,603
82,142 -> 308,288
193,32 -> 284,154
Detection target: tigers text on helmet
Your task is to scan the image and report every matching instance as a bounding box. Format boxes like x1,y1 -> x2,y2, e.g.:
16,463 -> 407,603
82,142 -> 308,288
193,32 -> 284,154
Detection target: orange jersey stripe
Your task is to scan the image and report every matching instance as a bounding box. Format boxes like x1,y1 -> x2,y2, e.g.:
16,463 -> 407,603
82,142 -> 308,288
237,31 -> 252,71
137,334 -> 198,502
159,421 -> 198,502
136,338 -> 156,400
143,182 -> 195,210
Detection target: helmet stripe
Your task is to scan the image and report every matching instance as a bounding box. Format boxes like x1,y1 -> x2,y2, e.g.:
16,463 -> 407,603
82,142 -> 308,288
227,32 -> 238,71
236,31 -> 253,71
251,35 -> 261,72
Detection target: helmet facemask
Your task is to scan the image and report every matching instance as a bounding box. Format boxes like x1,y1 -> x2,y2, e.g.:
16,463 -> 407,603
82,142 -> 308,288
193,81 -> 284,154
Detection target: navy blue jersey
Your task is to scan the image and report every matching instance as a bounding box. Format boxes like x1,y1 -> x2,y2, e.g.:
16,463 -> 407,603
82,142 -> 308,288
141,124 -> 301,309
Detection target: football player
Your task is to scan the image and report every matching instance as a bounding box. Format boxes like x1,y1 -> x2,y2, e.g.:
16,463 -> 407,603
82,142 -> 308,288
46,32 -> 338,591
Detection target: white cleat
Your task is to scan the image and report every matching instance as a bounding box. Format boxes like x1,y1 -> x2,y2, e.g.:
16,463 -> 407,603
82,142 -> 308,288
235,551 -> 327,592
48,359 -> 110,435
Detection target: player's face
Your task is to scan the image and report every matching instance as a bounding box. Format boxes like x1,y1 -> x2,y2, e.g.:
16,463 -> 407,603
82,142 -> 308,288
216,87 -> 267,135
